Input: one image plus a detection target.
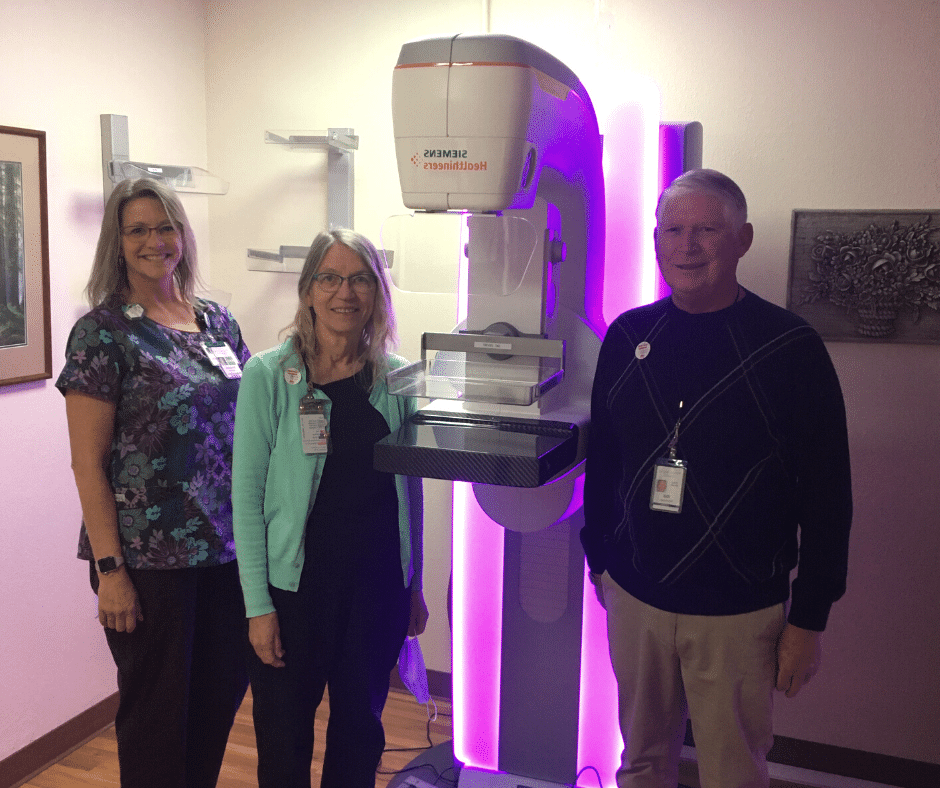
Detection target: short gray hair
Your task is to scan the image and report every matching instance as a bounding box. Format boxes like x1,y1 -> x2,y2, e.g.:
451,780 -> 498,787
656,168 -> 748,230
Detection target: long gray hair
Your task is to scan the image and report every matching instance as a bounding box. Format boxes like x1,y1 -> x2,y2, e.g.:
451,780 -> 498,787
85,178 -> 198,307
285,229 -> 397,388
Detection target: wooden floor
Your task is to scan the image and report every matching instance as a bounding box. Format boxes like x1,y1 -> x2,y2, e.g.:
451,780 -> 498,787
21,688 -> 453,788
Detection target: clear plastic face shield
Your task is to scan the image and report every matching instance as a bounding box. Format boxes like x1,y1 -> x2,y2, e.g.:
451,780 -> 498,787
380,212 -> 538,298
380,212 -> 564,408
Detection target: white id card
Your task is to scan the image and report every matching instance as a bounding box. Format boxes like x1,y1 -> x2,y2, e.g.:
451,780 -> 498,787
650,458 -> 687,513
299,396 -> 330,455
201,341 -> 242,379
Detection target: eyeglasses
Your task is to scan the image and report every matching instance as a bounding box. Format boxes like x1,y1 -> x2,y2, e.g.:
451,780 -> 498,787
121,223 -> 180,240
311,272 -> 378,294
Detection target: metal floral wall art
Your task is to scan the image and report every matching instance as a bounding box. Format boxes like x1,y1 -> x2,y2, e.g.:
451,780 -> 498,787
787,210 -> 940,343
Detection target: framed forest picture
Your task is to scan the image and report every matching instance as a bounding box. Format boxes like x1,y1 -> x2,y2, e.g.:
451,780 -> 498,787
0,125 -> 51,386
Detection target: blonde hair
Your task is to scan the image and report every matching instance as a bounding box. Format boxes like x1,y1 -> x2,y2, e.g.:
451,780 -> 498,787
85,178 -> 199,307
285,229 -> 397,388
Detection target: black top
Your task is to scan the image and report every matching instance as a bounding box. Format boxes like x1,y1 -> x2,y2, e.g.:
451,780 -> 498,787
582,291 -> 853,631
305,370 -> 400,577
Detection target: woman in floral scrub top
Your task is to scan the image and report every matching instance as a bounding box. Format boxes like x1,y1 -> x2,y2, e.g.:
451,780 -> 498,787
57,178 -> 250,788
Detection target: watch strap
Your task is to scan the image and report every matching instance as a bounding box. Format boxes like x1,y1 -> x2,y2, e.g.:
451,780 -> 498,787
96,555 -> 126,575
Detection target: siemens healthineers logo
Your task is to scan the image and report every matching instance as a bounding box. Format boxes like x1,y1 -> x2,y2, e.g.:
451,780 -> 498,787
413,149 -> 487,171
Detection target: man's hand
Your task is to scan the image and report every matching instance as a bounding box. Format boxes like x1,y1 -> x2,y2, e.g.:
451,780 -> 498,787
589,572 -> 606,610
249,611 -> 285,667
776,623 -> 822,698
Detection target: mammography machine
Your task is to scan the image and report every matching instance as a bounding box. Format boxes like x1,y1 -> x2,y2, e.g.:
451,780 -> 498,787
376,34 -> 605,493
374,34 -> 610,788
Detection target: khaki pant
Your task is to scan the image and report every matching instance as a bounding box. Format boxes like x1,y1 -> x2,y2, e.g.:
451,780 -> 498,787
602,573 -> 786,788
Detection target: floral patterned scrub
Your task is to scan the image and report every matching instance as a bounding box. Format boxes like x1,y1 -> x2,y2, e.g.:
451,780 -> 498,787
57,297 -> 252,788
56,298 -> 250,569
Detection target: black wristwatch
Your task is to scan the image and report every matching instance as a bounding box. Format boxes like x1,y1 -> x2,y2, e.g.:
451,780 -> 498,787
96,555 -> 126,575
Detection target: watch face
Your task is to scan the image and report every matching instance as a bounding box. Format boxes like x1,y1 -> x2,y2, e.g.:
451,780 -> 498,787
98,556 -> 119,573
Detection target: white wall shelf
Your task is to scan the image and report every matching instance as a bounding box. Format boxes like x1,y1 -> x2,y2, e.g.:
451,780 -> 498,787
246,127 -> 357,273
100,114 -> 229,203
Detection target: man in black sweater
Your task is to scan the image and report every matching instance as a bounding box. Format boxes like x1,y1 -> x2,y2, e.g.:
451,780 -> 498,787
581,169 -> 852,788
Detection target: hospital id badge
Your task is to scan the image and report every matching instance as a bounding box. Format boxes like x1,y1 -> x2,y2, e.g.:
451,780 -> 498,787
650,458 -> 687,514
299,395 -> 330,455
201,341 -> 242,379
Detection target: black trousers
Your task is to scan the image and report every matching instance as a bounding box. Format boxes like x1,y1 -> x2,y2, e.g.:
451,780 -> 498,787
249,560 -> 410,788
93,561 -> 249,788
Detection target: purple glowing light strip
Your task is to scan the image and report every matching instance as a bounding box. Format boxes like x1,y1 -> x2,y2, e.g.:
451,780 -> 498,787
451,80 -> 670,787
577,569 -> 625,787
451,484 -> 505,770
572,85 -> 663,787
601,76 -> 663,324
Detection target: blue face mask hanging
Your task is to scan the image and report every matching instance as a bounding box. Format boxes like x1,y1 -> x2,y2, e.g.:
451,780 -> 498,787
398,635 -> 436,718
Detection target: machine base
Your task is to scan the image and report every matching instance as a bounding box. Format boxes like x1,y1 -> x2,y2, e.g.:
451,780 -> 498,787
384,740 -> 453,787
384,740 -> 573,788
457,766 -> 572,788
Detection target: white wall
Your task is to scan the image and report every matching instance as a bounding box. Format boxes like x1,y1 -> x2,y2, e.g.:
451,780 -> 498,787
3,0 -> 939,772
0,0 -> 213,762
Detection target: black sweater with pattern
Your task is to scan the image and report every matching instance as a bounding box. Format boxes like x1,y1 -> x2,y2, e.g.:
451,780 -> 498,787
581,291 -> 852,631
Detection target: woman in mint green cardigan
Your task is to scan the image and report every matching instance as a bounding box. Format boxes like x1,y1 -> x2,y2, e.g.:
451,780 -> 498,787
232,229 -> 427,788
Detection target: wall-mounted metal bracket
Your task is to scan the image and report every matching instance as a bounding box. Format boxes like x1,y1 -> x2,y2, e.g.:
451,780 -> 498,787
246,128 -> 358,273
100,114 -> 229,205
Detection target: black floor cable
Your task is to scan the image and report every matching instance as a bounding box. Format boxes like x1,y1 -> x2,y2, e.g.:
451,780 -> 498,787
376,709 -> 457,786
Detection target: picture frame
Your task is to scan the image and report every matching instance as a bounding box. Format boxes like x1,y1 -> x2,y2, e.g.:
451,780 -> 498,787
0,125 -> 51,386
787,209 -> 940,344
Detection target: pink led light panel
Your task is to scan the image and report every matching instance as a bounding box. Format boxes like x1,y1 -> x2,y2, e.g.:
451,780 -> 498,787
451,482 -> 504,770
451,79 -> 665,788
602,79 -> 662,324
577,86 -> 662,787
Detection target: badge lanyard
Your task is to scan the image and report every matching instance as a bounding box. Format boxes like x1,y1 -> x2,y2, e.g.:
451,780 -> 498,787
299,389 -> 331,455
200,341 -> 242,379
650,399 -> 687,514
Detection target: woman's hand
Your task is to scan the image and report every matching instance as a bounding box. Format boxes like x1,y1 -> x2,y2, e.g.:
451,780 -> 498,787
249,611 -> 286,667
408,587 -> 429,637
97,568 -> 143,632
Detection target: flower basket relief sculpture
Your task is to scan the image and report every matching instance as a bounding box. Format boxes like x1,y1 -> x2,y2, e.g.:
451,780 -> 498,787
799,217 -> 940,338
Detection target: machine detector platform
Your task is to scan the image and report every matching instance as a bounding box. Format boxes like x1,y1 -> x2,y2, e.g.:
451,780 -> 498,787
374,411 -> 578,488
